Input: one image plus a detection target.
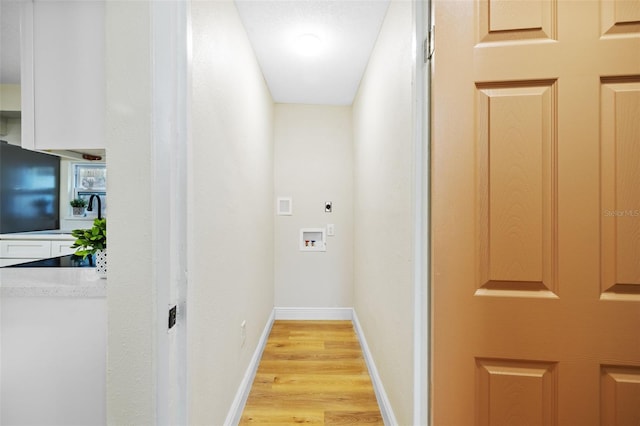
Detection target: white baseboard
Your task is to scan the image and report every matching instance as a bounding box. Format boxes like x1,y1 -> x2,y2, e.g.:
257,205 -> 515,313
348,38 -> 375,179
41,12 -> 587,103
273,306 -> 353,320
224,310 -> 275,426
352,310 -> 398,426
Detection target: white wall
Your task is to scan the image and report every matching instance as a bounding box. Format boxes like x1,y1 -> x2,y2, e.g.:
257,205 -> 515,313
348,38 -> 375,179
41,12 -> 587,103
274,104 -> 353,308
106,3 -> 190,424
189,1 -> 274,424
352,0 -> 415,424
105,2 -> 156,423
0,85 -> 21,146
0,85 -> 20,110
105,0 -> 416,423
0,85 -> 21,145
0,118 -> 20,146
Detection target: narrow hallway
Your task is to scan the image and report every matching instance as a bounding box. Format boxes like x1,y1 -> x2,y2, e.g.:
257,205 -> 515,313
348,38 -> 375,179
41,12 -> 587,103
240,321 -> 383,425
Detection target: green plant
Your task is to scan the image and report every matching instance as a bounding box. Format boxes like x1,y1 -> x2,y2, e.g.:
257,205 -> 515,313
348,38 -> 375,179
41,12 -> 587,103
70,198 -> 88,208
71,218 -> 106,258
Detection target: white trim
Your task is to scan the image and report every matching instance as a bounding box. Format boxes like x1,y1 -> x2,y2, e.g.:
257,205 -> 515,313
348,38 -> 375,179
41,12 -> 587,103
274,307 -> 353,320
20,1 -> 35,150
412,0 -> 431,424
352,310 -> 398,426
151,3 -> 190,425
224,310 -> 275,426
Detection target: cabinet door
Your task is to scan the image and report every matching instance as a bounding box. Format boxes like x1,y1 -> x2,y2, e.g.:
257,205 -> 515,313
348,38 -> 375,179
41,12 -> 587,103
0,240 -> 51,259
51,240 -> 76,257
21,1 -> 104,150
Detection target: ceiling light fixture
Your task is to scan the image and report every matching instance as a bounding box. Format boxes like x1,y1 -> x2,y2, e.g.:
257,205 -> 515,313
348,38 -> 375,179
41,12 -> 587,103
293,33 -> 324,57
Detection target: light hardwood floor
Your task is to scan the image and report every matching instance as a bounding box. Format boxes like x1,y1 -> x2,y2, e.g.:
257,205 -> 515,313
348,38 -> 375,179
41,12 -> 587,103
240,320 -> 384,425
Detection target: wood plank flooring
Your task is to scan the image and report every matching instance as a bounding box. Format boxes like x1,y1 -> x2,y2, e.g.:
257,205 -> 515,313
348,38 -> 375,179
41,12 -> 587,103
240,320 -> 384,425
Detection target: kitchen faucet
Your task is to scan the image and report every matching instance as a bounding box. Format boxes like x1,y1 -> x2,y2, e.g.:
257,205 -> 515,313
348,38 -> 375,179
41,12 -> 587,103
87,194 -> 102,219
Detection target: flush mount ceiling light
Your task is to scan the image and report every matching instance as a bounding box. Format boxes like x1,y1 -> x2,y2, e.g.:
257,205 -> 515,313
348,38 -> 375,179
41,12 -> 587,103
293,33 -> 324,57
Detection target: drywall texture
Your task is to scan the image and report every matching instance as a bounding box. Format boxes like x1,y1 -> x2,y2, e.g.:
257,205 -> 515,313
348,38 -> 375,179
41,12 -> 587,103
105,2 -> 156,423
352,0 -> 414,424
189,1 -> 275,424
274,104 -> 354,308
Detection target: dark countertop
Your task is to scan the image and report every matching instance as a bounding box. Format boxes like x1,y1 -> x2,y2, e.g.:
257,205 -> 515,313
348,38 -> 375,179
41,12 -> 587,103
5,254 -> 95,268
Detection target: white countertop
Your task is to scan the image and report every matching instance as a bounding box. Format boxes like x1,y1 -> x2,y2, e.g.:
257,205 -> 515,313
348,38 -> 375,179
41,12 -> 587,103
0,267 -> 105,298
0,230 -> 76,241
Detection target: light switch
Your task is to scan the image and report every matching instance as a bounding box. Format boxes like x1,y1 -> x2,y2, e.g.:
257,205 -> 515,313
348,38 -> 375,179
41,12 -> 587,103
327,224 -> 335,236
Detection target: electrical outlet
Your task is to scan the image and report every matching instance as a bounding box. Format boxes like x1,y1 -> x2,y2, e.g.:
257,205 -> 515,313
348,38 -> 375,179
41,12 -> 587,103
240,320 -> 246,347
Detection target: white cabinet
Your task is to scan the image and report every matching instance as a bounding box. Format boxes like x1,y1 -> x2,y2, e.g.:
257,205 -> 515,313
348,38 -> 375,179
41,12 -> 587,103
0,240 -> 51,259
21,1 -> 105,151
51,241 -> 76,257
2,293 -> 106,424
0,239 -> 75,264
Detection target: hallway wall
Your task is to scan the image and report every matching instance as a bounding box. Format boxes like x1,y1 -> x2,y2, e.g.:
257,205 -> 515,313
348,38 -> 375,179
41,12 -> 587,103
352,0 -> 415,424
106,0 -> 414,422
189,1 -> 275,424
274,104 -> 354,308
105,3 -> 156,421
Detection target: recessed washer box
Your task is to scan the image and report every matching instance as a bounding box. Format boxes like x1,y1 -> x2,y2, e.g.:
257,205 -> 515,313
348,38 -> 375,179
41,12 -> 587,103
299,228 -> 326,252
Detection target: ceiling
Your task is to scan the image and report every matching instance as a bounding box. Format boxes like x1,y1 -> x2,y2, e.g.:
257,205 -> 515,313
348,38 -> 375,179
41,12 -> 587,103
0,1 -> 390,105
234,0 -> 390,105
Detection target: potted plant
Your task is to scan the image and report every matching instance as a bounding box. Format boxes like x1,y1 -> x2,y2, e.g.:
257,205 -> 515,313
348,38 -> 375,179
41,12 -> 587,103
70,198 -> 87,216
71,218 -> 107,277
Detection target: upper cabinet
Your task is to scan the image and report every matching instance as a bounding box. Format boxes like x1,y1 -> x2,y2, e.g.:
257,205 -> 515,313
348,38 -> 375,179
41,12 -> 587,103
0,1 -> 22,143
21,1 -> 105,151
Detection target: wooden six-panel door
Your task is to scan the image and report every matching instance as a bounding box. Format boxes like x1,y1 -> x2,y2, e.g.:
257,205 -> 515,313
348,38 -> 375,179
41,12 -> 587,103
432,0 -> 640,424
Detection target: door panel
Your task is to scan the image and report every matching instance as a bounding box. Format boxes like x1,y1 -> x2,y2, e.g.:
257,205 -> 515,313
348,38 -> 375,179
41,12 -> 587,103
479,0 -> 556,42
432,0 -> 640,424
476,358 -> 557,426
476,81 -> 557,295
601,365 -> 640,424
602,0 -> 640,34
601,78 -> 640,297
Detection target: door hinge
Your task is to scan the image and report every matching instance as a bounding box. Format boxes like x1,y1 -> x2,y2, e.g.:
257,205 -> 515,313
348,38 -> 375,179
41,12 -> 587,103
424,26 -> 435,63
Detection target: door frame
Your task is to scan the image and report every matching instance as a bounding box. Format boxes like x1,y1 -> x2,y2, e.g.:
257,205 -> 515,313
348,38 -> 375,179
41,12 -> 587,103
412,0 -> 432,424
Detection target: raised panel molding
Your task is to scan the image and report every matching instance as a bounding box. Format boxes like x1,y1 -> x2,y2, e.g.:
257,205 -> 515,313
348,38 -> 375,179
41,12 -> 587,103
601,0 -> 640,36
476,80 -> 558,298
601,77 -> 640,300
601,365 -> 640,425
478,0 -> 557,43
476,358 -> 558,426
